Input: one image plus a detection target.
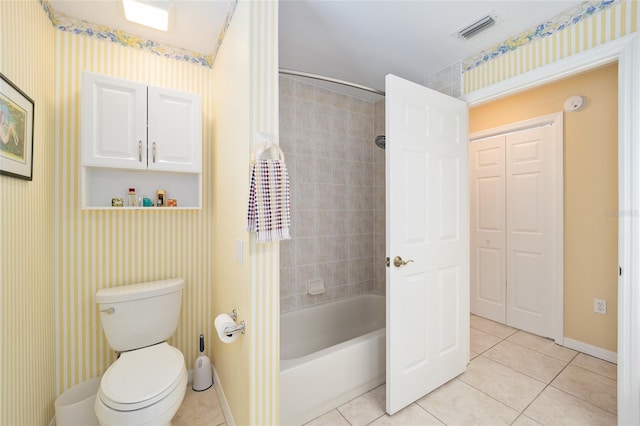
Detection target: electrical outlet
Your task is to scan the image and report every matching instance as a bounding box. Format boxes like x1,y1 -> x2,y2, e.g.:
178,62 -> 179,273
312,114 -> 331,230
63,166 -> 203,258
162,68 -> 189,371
594,298 -> 607,314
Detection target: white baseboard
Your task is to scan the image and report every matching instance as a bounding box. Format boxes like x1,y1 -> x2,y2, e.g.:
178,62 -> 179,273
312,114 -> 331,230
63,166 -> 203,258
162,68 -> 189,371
563,337 -> 618,364
212,365 -> 235,426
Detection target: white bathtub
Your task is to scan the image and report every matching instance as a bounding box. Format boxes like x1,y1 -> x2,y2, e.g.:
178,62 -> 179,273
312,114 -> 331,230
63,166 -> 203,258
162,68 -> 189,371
280,294 -> 386,425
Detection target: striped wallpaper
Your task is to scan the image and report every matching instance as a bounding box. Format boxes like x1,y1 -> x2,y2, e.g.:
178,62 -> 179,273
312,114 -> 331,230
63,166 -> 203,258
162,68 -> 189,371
248,2 -> 280,424
463,0 -> 638,93
208,1 -> 279,424
1,1 -> 57,425
54,30 -> 215,394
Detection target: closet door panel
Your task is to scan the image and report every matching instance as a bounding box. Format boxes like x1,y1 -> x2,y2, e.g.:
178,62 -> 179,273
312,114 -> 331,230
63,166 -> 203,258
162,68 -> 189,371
470,136 -> 506,323
506,125 -> 556,337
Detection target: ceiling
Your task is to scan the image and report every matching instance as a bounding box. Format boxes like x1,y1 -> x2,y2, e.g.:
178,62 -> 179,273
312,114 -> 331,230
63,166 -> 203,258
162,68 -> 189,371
49,0 -> 584,96
49,0 -> 232,54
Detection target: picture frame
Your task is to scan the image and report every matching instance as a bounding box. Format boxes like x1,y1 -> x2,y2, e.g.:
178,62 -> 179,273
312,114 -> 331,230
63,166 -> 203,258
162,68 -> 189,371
0,73 -> 34,181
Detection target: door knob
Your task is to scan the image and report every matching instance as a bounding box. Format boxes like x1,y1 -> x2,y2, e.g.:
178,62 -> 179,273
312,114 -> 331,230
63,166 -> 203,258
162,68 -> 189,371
393,256 -> 414,268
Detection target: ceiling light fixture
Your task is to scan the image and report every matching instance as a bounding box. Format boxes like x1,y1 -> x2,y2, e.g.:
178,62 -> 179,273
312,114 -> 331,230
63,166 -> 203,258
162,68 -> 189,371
455,12 -> 498,40
122,0 -> 173,32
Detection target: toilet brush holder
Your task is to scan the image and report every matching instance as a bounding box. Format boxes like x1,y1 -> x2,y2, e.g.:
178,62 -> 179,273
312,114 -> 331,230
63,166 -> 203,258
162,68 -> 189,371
192,334 -> 213,391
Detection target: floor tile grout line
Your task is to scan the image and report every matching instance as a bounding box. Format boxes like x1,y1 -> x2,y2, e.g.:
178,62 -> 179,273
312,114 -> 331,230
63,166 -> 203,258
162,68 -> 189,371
549,361 -> 619,418
505,338 -> 576,363
470,321 -> 518,334
452,376 -> 523,418
480,354 -> 561,385
512,352 -> 618,424
364,411 -> 386,425
490,327 -> 611,420
413,399 -> 449,426
474,330 -> 509,356
546,382 -> 619,416
336,407 -> 352,425
468,331 -> 585,422
470,324 -> 518,341
470,316 -> 577,363
480,343 -> 571,384
568,358 -> 619,382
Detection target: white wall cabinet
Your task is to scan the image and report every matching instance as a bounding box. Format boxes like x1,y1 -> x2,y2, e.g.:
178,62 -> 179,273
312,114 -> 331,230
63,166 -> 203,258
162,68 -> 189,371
81,71 -> 202,209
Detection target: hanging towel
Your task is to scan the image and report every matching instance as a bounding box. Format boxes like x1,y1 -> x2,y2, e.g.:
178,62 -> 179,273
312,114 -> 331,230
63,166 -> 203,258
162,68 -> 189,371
247,159 -> 291,243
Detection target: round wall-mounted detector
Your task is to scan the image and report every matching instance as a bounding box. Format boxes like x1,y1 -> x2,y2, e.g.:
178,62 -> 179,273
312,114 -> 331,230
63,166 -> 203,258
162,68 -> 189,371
564,95 -> 585,112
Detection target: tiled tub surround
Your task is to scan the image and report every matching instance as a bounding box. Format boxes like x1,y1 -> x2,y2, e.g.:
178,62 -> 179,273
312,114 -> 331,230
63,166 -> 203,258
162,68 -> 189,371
279,77 -> 385,313
373,99 -> 385,296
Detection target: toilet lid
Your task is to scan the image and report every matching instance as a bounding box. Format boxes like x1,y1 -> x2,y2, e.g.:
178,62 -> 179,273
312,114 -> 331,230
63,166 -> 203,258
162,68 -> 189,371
99,343 -> 185,411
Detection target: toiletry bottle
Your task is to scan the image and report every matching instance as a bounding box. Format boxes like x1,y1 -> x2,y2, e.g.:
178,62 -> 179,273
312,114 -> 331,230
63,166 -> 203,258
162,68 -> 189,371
128,188 -> 137,207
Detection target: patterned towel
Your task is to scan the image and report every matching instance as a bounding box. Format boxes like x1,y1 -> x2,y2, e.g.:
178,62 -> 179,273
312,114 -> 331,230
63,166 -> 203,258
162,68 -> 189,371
247,159 -> 291,243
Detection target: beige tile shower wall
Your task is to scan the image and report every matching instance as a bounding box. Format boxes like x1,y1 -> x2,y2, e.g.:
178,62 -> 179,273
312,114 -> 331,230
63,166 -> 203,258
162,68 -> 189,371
279,77 -> 377,313
1,2 -> 57,424
373,99 -> 387,295
373,99 -> 385,295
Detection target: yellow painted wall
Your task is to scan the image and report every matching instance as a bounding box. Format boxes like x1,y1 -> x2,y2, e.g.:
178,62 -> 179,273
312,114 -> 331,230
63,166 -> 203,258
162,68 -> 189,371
211,1 -> 280,424
210,1 -> 251,424
470,63 -> 618,352
0,1 -> 57,424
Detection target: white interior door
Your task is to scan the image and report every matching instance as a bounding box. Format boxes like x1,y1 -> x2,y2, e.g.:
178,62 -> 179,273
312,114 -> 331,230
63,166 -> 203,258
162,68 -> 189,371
385,74 -> 469,415
470,136 -> 506,322
470,117 -> 561,340
505,125 -> 557,336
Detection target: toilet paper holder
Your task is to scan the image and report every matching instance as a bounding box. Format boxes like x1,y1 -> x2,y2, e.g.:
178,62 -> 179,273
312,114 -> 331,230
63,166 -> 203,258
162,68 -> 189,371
224,309 -> 246,336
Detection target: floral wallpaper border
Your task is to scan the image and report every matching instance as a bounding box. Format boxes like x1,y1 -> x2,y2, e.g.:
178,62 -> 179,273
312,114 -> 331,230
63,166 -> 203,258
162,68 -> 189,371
39,0 -> 239,68
462,0 -> 620,72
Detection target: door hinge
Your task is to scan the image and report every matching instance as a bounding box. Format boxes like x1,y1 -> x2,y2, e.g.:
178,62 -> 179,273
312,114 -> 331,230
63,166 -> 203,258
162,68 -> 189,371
386,257 -> 390,268
619,266 -> 622,276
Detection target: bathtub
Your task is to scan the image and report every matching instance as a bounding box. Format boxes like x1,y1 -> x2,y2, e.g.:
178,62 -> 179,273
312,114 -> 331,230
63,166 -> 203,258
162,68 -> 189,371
280,294 -> 385,425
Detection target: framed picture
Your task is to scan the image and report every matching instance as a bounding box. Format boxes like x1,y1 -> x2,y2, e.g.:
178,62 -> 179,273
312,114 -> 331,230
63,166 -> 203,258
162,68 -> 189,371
0,73 -> 34,181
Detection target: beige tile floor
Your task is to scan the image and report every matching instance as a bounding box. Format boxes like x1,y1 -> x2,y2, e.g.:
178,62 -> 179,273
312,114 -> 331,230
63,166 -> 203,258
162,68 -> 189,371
173,384 -> 227,426
306,315 -> 617,426
174,315 -> 618,426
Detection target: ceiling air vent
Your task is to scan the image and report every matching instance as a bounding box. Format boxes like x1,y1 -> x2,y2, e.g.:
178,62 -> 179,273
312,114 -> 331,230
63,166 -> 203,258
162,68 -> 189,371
456,13 -> 497,40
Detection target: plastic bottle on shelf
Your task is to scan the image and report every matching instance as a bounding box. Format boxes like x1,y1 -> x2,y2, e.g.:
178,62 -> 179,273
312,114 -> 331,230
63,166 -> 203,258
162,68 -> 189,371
128,188 -> 137,207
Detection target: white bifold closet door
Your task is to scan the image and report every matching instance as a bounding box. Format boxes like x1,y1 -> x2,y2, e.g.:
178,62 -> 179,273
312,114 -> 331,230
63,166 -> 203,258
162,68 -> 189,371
470,123 -> 559,338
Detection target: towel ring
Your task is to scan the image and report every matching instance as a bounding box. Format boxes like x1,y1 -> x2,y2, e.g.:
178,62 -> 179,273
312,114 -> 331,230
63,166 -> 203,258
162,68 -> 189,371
251,132 -> 286,162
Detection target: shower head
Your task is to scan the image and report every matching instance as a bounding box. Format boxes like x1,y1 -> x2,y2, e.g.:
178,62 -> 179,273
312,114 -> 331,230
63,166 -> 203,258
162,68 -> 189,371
375,135 -> 386,149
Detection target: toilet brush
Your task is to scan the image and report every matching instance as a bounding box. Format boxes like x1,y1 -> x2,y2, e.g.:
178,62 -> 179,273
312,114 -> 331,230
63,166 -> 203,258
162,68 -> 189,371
192,334 -> 213,391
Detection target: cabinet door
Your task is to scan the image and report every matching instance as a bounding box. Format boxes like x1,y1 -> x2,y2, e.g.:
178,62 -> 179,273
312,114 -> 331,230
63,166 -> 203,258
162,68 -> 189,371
81,72 -> 147,169
147,87 -> 202,173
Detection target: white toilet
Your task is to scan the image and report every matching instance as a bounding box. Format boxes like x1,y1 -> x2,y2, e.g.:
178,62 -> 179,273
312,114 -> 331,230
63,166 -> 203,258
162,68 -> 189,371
95,278 -> 188,426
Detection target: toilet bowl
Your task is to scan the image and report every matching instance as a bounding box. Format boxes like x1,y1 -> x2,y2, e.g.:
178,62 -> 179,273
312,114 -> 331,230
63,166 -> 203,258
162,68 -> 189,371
95,278 -> 187,426
95,344 -> 187,426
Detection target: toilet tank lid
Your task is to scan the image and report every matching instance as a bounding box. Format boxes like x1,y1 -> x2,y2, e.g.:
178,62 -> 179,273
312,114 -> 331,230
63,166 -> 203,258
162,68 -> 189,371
96,278 -> 184,304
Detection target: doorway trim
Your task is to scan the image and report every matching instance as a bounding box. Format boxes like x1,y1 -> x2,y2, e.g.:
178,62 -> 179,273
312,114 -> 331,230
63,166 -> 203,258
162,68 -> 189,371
470,112 -> 564,345
461,33 -> 640,425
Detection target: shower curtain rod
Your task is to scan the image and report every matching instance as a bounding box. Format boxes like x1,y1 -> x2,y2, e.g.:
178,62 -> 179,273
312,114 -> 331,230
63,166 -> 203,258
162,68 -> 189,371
279,68 -> 386,97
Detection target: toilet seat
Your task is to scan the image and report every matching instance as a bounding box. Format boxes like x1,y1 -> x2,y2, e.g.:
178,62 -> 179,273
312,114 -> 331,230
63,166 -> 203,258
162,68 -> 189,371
99,343 -> 184,411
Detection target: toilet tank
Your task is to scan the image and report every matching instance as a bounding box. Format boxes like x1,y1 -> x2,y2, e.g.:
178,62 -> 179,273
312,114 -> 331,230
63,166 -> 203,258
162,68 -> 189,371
96,278 -> 184,352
